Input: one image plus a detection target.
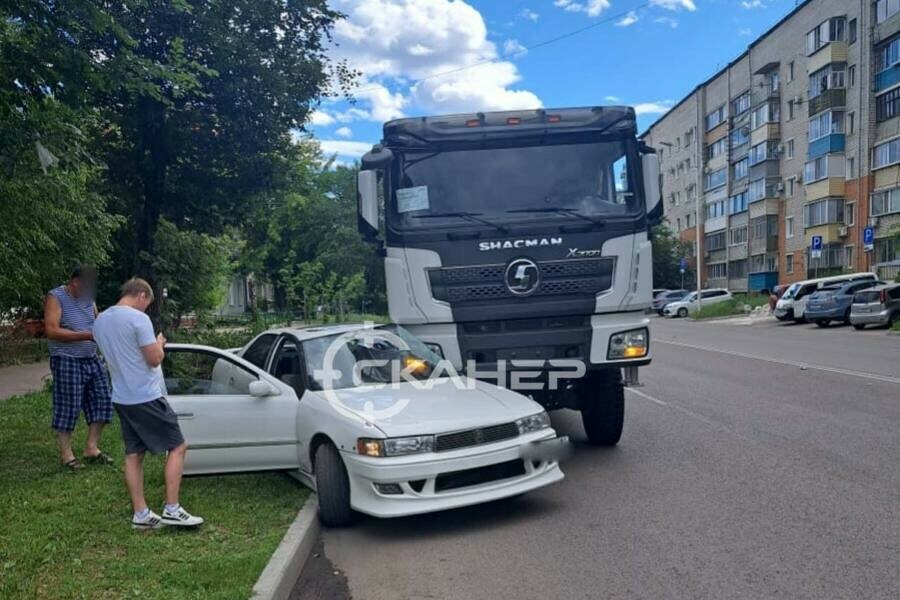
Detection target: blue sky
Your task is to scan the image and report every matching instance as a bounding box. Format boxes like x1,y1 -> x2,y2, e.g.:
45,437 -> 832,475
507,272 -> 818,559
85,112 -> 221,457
309,0 -> 797,163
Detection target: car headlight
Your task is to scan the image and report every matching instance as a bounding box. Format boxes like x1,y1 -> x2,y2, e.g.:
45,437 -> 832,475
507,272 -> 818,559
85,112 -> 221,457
357,435 -> 435,457
608,328 -> 648,360
516,411 -> 551,435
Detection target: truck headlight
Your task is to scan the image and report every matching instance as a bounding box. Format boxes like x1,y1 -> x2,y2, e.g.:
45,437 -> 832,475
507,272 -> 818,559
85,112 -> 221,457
516,411 -> 551,434
357,435 -> 435,457
608,328 -> 648,360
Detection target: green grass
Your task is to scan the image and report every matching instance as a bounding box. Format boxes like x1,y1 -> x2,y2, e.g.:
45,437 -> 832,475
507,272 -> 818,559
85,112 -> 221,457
0,391 -> 308,599
0,338 -> 48,367
693,294 -> 770,320
892,319 -> 900,332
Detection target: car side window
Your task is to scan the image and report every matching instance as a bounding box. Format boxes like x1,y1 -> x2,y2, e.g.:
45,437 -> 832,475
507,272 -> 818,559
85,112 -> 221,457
270,337 -> 306,396
243,334 -> 277,369
889,288 -> 900,300
163,349 -> 258,396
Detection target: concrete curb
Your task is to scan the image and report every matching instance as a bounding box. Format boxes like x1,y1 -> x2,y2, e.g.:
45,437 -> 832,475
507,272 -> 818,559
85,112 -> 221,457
251,495 -> 320,600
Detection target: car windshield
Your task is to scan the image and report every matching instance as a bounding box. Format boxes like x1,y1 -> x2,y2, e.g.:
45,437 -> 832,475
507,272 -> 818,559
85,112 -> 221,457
684,292 -> 697,302
390,138 -> 638,229
782,284 -> 800,299
302,325 -> 447,391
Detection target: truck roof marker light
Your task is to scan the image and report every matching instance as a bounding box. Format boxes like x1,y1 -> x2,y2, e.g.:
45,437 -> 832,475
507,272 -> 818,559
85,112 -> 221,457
507,117 -> 522,125
466,119 -> 480,127
547,115 -> 562,123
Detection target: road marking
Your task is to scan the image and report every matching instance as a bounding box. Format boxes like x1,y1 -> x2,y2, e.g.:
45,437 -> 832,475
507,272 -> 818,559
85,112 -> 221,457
625,387 -> 667,406
656,338 -> 900,386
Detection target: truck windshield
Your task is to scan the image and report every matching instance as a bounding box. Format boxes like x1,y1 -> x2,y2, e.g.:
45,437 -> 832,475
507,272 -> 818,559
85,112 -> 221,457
390,139 -> 639,229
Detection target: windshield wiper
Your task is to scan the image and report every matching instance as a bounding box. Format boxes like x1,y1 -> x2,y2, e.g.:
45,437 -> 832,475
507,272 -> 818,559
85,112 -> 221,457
506,207 -> 605,227
415,211 -> 510,234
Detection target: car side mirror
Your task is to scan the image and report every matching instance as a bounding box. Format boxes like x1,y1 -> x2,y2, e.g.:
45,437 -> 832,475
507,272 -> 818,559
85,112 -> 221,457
642,152 -> 663,227
249,380 -> 277,397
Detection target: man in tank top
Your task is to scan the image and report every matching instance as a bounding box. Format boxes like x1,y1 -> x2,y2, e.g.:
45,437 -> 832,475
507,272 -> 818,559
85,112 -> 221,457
44,265 -> 114,470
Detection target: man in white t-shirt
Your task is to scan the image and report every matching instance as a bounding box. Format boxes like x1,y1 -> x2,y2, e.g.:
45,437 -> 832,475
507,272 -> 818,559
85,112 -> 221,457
94,278 -> 204,529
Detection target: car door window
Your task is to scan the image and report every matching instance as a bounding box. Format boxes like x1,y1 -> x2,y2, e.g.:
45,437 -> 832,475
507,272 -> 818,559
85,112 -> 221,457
243,334 -> 277,369
163,349 -> 258,396
269,337 -> 307,396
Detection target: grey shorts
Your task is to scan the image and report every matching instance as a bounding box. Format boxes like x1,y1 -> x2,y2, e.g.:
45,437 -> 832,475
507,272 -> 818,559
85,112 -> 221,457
115,398 -> 185,455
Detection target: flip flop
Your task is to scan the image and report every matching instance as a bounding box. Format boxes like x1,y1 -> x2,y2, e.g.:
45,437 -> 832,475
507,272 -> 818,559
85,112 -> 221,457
63,458 -> 85,471
83,452 -> 115,466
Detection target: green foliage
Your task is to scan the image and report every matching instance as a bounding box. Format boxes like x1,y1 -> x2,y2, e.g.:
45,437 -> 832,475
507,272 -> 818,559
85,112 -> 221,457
651,222 -> 693,289
693,294 -> 769,320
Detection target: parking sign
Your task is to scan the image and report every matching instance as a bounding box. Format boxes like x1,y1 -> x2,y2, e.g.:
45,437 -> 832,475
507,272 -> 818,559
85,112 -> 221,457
863,226 -> 875,252
810,235 -> 823,259
679,257 -> 687,273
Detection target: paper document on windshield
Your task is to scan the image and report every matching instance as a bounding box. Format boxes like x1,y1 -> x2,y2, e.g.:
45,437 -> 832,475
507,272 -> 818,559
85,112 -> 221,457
397,186 -> 430,213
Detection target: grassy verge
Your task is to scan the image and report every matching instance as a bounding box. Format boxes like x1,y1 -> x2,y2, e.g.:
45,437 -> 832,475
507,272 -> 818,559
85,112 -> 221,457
0,337 -> 48,367
892,320 -> 900,332
693,294 -> 770,320
0,391 -> 308,599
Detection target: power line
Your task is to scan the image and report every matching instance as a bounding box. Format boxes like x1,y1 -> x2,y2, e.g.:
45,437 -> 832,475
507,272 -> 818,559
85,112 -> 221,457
335,2 -> 651,97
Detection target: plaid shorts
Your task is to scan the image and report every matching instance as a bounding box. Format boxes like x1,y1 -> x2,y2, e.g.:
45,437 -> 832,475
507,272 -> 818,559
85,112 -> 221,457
50,355 -> 113,432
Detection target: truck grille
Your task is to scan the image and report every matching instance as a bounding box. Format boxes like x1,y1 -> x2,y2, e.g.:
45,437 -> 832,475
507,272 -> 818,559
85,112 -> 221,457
435,422 -> 520,452
428,258 -> 614,304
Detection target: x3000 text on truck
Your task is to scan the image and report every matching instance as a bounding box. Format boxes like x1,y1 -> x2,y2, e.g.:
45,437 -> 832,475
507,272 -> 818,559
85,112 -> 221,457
357,106 -> 662,446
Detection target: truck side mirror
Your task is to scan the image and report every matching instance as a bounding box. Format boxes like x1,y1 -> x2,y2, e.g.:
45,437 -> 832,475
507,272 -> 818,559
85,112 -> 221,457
357,169 -> 379,241
642,152 -> 663,227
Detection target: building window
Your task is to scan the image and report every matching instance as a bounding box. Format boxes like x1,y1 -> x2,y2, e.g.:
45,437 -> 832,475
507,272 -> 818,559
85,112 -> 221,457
751,102 -> 779,129
847,156 -> 856,179
877,0 -> 900,24
873,138 -> 900,169
874,236 -> 899,263
804,156 -> 829,183
729,259 -> 748,278
707,137 -> 728,160
705,105 -> 726,131
848,18 -> 857,44
871,187 -> 900,216
876,88 -> 900,121
707,263 -> 727,279
685,128 -> 694,147
847,111 -> 855,135
676,217 -> 682,231
844,245 -> 854,269
845,202 -> 855,225
733,157 -> 749,180
806,17 -> 846,55
731,127 -> 750,148
787,99 -> 795,120
786,216 -> 795,238
685,213 -> 692,228
732,92 -> 751,116
787,177 -> 795,196
748,178 -> 771,202
705,167 -> 727,191
705,232 -> 727,252
788,61 -> 795,82
729,191 -> 748,214
809,64 -> 846,99
706,200 -> 726,219
848,65 -> 856,87
729,226 -> 747,245
786,254 -> 794,273
786,139 -> 795,159
804,198 -> 845,227
876,35 -> 900,74
809,110 -> 844,142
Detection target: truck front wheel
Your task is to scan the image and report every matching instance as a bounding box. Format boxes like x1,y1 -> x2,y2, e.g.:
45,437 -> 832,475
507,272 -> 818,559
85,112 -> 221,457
579,369 -> 624,447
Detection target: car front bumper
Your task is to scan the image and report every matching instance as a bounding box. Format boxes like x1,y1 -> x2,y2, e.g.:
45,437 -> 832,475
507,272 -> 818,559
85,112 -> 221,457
342,429 -> 565,518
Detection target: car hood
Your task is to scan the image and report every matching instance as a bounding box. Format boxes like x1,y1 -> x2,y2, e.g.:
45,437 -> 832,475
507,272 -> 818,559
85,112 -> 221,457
325,377 -> 544,438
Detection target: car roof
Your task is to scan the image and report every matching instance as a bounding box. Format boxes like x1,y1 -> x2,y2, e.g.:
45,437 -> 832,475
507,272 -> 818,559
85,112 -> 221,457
864,283 -> 899,292
264,323 -> 387,342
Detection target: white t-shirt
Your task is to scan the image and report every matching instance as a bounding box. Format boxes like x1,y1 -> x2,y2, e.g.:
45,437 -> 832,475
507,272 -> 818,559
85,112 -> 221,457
93,305 -> 164,405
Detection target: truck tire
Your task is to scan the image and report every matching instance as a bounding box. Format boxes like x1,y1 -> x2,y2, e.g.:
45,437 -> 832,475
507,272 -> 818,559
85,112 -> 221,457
580,370 -> 624,447
314,443 -> 354,527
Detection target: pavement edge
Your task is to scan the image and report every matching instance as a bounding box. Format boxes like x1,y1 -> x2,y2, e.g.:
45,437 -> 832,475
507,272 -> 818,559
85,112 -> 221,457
251,495 -> 320,600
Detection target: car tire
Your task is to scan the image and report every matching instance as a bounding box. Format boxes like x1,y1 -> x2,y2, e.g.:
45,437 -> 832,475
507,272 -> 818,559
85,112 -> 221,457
852,323 -> 865,330
580,369 -> 624,447
677,307 -> 688,318
815,320 -> 830,327
314,443 -> 355,527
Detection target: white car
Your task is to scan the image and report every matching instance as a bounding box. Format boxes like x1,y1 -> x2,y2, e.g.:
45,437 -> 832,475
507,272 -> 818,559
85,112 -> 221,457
163,324 -> 565,526
662,289 -> 733,318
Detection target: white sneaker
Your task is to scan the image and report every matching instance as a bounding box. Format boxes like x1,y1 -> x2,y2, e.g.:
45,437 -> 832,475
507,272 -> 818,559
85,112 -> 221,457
132,509 -> 164,529
161,505 -> 204,527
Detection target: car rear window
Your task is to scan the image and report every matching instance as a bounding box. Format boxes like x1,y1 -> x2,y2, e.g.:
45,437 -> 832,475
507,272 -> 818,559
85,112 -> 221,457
853,291 -> 880,303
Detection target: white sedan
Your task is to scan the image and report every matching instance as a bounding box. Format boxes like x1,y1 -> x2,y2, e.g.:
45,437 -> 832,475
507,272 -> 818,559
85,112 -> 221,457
662,289 -> 733,318
162,323 -> 565,525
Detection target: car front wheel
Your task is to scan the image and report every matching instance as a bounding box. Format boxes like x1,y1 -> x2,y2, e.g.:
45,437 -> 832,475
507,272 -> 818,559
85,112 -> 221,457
579,369 -> 624,447
677,307 -> 688,318
314,442 -> 355,527
816,319 -> 830,327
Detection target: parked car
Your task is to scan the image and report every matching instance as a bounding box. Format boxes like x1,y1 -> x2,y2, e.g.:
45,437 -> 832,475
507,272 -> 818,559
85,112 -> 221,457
163,323 -> 566,526
652,289 -> 689,315
774,273 -> 878,323
662,289 -> 732,318
849,283 -> 900,329
805,280 -> 884,327
769,284 -> 788,314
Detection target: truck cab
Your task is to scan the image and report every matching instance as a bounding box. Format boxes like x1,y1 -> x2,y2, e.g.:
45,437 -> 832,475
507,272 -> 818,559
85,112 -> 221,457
357,106 -> 662,445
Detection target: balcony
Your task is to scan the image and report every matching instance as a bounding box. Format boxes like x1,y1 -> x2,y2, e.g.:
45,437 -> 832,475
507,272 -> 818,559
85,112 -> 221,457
749,235 -> 778,255
705,215 -> 727,233
808,41 -> 848,74
875,64 -> 900,93
750,123 -> 780,146
731,141 -> 749,162
808,134 -> 846,159
808,88 -> 846,117
751,85 -> 780,107
748,178 -> 781,203
806,177 -> 845,200
805,223 -> 847,245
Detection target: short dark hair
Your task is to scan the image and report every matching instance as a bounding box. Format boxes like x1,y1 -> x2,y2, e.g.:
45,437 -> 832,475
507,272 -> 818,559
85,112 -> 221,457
70,264 -> 97,281
120,277 -> 154,301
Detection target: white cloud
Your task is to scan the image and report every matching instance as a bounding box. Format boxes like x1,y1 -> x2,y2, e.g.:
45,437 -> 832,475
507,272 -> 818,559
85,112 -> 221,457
503,39 -> 528,57
740,0 -> 766,8
738,27 -> 753,36
519,8 -> 540,22
616,11 -> 639,27
330,0 -> 542,115
335,126 -> 354,138
633,100 -> 675,115
604,95 -> 623,102
654,16 -> 679,28
310,110 -> 336,126
650,0 -> 696,10
554,0 -> 611,17
318,140 -> 374,158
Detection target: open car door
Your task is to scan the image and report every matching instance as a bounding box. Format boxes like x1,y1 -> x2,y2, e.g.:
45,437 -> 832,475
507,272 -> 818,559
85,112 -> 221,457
162,343 -> 301,475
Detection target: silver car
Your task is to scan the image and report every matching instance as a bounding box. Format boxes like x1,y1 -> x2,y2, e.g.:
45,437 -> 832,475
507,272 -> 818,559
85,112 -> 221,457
849,283 -> 900,329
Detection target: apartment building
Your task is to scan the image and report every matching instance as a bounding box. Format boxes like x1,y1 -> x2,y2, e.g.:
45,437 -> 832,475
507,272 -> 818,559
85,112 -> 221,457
643,0 -> 900,291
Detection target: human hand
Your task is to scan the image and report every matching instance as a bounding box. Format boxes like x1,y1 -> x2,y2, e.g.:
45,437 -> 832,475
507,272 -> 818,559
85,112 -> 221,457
157,332 -> 167,347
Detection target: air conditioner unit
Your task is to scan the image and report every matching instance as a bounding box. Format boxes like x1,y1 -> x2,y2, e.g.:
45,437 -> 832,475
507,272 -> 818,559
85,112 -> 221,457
775,182 -> 785,192
838,225 -> 848,237
776,143 -> 785,153
870,217 -> 879,227
792,95 -> 803,105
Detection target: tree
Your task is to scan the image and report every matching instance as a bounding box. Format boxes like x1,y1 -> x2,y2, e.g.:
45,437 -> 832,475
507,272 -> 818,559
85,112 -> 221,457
651,223 -> 693,289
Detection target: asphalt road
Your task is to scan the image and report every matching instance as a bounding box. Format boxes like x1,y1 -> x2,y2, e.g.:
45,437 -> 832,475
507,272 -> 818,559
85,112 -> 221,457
292,317 -> 900,600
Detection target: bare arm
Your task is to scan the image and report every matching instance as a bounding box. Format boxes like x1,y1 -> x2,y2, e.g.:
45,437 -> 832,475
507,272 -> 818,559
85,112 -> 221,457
140,333 -> 166,368
44,295 -> 93,343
